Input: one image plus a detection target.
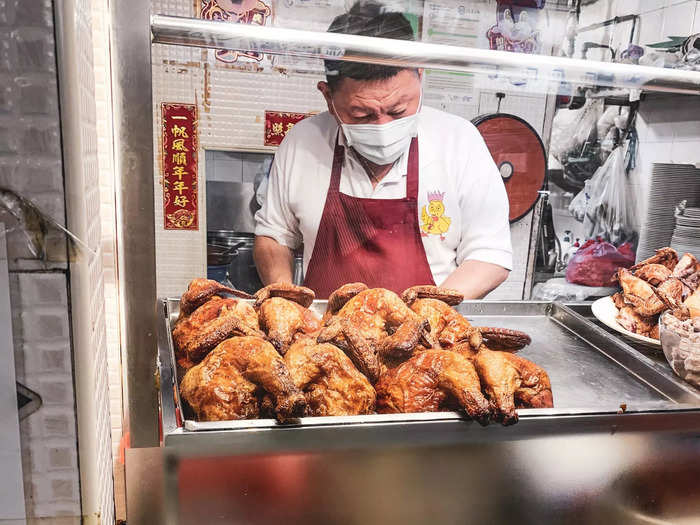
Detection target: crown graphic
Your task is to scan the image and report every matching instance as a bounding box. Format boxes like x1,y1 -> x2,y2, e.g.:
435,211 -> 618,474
427,190 -> 445,202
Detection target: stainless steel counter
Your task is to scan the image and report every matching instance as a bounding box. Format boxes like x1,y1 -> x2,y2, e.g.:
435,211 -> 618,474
128,432 -> 700,525
157,299 -> 700,455
140,299 -> 700,525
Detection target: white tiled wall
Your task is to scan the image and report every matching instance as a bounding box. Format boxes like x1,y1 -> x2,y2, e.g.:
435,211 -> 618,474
90,0 -> 123,465
611,0 -> 700,260
0,0 -> 83,520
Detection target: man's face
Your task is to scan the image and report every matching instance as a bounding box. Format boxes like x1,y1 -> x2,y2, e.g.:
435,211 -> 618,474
318,69 -> 422,126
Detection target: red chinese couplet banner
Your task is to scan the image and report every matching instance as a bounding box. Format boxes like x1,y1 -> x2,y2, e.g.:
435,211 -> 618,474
162,103 -> 198,230
264,111 -> 313,146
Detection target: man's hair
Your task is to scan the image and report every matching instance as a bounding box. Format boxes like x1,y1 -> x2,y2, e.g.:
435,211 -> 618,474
324,1 -> 415,91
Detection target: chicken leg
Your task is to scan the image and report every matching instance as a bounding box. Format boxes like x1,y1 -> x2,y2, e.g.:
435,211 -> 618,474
180,336 -> 306,423
376,350 -> 491,425
284,339 -> 375,416
473,347 -> 553,426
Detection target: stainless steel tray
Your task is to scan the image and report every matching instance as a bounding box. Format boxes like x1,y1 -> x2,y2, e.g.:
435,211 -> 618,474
157,299 -> 700,450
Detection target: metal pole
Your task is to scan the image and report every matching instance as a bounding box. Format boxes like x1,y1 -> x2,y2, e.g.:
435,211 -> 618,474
112,0 -> 159,447
150,14 -> 700,95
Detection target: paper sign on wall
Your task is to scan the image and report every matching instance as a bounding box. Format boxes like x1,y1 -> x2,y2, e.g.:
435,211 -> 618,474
264,111 -> 314,146
162,103 -> 199,230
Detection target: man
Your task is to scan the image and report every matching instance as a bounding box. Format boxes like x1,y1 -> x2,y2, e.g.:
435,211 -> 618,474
254,1 -> 512,299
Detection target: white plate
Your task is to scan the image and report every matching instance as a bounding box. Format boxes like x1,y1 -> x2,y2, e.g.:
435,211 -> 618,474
591,296 -> 661,348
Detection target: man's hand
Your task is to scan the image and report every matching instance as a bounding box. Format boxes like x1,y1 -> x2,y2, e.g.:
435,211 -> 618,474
441,260 -> 509,299
253,236 -> 294,285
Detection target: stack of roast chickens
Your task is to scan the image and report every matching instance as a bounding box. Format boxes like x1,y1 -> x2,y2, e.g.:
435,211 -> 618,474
172,279 -> 553,426
614,248 -> 700,339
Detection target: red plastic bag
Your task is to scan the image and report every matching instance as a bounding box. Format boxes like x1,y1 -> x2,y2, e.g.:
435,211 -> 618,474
565,239 -> 635,287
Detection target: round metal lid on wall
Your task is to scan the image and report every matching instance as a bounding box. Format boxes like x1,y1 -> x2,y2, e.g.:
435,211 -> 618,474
473,113 -> 547,223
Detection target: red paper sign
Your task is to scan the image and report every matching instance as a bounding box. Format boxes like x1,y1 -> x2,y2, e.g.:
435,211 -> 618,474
162,103 -> 198,230
264,111 -> 313,146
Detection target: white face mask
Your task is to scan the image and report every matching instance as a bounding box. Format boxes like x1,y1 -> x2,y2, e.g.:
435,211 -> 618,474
333,95 -> 421,165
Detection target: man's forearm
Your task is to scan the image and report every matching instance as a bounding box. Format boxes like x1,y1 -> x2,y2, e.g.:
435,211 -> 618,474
441,260 -> 509,299
253,236 -> 294,285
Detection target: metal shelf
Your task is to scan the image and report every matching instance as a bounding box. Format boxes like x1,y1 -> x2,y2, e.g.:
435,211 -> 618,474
151,14 -> 700,96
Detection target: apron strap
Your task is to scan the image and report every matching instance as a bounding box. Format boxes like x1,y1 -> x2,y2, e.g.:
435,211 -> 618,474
405,137 -> 419,201
331,134 -> 419,200
328,136 -> 345,195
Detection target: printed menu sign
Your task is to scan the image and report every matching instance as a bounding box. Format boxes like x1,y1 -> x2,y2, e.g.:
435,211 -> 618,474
162,103 -> 198,230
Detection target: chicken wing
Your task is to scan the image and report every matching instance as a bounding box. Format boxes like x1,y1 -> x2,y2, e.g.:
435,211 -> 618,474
477,327 -> 532,350
178,278 -> 253,319
180,336 -> 306,423
408,299 -> 530,351
473,347 -> 553,426
375,350 -> 491,425
258,297 -> 321,354
401,285 -> 464,306
409,298 -> 476,348
327,282 -> 369,317
631,247 -> 679,272
254,283 -> 315,309
284,339 -> 375,416
172,296 -> 263,370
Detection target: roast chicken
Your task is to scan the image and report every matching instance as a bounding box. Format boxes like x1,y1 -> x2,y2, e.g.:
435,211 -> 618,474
172,295 -> 263,370
318,287 -> 433,382
173,279 -> 554,426
376,349 -> 491,425
180,336 -> 306,423
614,249 -> 700,338
285,338 -> 375,416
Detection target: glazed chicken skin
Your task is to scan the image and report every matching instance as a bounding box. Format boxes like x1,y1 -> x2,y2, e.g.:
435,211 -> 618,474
408,297 -> 531,351
178,278 -> 253,320
613,249 -> 697,339
401,285 -> 464,306
473,347 -> 553,425
617,268 -> 668,316
631,247 -> 679,272
180,336 -> 306,423
254,282 -> 315,309
284,339 -> 375,416
172,296 -> 263,370
376,350 -> 491,425
258,297 -> 321,354
409,298 -> 478,348
633,264 -> 671,287
318,287 -> 432,382
616,305 -> 659,339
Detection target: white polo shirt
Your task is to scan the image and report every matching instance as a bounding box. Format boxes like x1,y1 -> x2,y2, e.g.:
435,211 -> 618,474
255,106 -> 513,285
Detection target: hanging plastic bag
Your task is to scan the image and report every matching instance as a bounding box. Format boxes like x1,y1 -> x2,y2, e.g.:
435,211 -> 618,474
550,98 -> 603,166
565,239 -> 635,287
581,146 -> 639,247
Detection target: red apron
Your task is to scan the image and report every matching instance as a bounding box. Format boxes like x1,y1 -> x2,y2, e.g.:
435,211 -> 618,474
303,136 -> 435,298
